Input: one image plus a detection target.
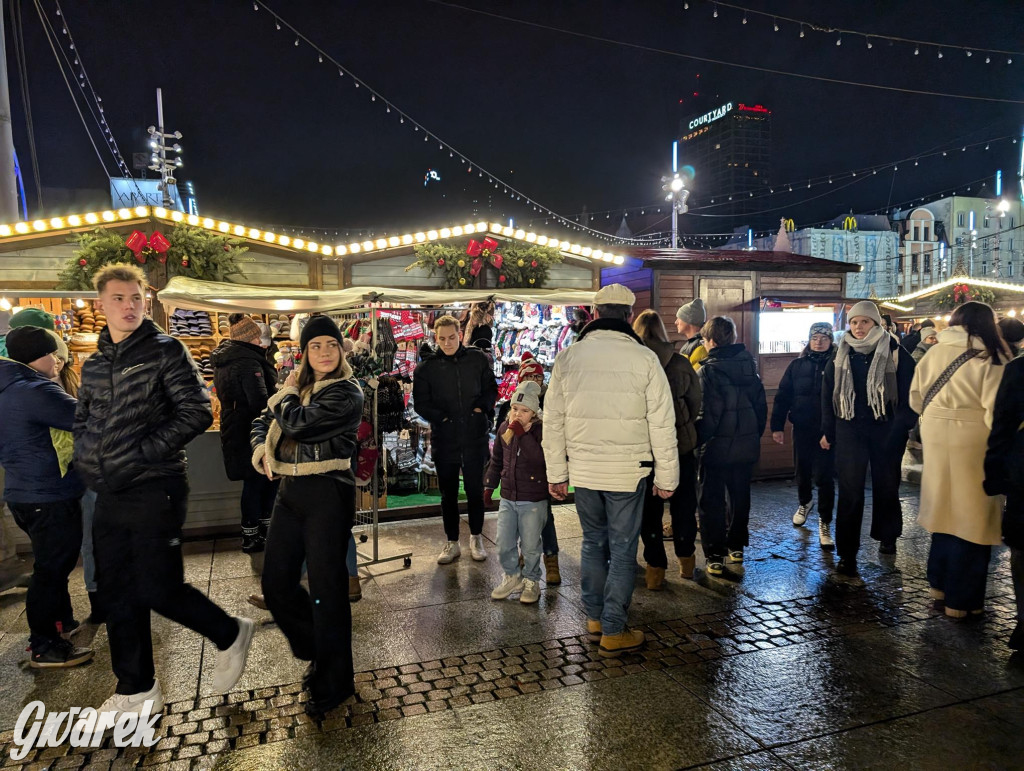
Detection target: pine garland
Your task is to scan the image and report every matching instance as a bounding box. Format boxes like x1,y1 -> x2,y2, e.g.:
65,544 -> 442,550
934,282 -> 997,310
406,240 -> 562,289
57,225 -> 248,290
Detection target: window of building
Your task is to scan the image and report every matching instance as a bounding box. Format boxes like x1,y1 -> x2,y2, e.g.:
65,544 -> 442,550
923,226 -> 930,240
1010,262 -> 1015,277
912,254 -> 919,272
957,212 -> 965,227
984,216 -> 990,229
897,254 -> 904,272
924,253 -> 931,272
913,226 -> 920,241
982,262 -> 987,275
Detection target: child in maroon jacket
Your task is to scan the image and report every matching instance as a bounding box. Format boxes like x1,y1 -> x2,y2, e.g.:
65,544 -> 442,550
484,381 -> 547,604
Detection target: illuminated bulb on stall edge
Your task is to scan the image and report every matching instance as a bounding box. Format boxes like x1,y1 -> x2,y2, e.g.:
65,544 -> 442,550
75,299 -> 85,309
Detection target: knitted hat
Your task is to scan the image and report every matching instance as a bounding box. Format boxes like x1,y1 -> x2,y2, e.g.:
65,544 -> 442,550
48,330 -> 69,363
519,351 -> 544,379
9,307 -> 55,331
594,284 -> 636,306
848,300 -> 882,327
510,380 -> 542,415
675,298 -> 706,326
229,315 -> 262,342
299,315 -> 344,352
6,326 -> 58,364
998,317 -> 1024,344
808,321 -> 834,339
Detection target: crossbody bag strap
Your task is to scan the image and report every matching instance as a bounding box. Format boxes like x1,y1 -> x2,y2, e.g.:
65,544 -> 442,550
920,349 -> 979,413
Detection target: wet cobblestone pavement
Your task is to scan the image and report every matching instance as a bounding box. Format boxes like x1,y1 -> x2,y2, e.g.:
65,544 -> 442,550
0,480 -> 1021,769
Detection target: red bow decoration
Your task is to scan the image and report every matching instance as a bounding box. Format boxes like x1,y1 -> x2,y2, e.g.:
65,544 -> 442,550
125,230 -> 171,264
953,282 -> 970,303
466,236 -> 503,271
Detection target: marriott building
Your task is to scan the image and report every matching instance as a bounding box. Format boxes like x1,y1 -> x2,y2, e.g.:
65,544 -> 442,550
679,101 -> 772,221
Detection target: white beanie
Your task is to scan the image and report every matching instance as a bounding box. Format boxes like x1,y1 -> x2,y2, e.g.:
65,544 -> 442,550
848,300 -> 882,327
510,380 -> 542,415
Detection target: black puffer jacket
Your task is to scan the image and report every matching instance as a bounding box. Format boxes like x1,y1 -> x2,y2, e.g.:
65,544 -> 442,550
696,343 -> 767,466
412,344 -> 498,464
984,356 -> 1024,549
770,347 -> 835,433
211,340 -> 278,480
250,368 -> 363,486
73,319 -> 213,493
645,339 -> 702,454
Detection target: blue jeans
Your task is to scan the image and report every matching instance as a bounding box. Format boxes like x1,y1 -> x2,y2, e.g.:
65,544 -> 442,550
347,534 -> 357,577
81,489 -> 97,593
575,482 -> 645,636
497,499 -> 546,581
541,500 -> 559,556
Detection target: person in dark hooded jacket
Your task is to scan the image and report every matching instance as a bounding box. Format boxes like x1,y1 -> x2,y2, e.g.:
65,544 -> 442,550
0,326 -> 93,668
771,321 -> 837,548
212,314 -> 279,553
632,310 -> 702,588
696,316 -> 767,577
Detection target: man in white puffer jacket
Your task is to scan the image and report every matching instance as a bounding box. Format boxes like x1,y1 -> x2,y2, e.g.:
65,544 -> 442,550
544,284 -> 679,657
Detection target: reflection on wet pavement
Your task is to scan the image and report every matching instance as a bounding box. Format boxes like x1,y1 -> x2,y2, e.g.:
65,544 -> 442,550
0,480 -> 1020,770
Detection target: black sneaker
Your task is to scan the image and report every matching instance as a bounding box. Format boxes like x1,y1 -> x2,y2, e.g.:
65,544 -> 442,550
879,541 -> 897,555
30,638 -> 94,669
836,558 -> 858,577
241,535 -> 265,554
59,619 -> 83,638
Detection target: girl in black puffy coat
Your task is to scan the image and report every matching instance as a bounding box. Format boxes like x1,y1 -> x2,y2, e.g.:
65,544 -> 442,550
770,321 -> 836,549
250,315 -> 363,717
696,316 -> 767,577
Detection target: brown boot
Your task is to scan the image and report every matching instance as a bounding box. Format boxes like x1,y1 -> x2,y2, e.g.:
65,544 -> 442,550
678,555 -> 696,579
645,566 -> 666,590
586,618 -> 602,643
598,628 -> 645,657
544,554 -> 561,584
349,576 -> 362,602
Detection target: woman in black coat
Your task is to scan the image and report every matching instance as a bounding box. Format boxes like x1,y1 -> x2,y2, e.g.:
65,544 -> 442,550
984,355 -> 1024,649
211,314 -> 279,553
821,301 -> 915,577
771,321 -> 836,548
633,310 -> 702,587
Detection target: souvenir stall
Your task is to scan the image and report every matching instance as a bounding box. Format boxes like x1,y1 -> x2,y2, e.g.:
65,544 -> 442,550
604,247 -> 859,478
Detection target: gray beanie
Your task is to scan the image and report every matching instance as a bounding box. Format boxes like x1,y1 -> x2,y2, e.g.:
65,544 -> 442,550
510,380 -> 542,415
848,300 -> 882,327
676,298 -> 706,326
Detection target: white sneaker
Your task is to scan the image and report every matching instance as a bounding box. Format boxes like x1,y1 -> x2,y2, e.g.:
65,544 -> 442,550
437,541 -> 461,564
211,617 -> 256,693
819,519 -> 835,550
470,534 -> 487,561
92,679 -> 164,738
520,579 -> 540,604
491,573 -> 525,600
793,503 -> 811,526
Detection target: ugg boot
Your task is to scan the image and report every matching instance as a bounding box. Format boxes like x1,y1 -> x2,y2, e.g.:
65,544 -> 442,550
645,566 -> 666,590
678,555 -> 695,580
544,554 -> 561,584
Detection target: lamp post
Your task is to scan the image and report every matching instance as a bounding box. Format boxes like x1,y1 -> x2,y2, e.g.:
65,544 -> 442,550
147,88 -> 183,209
662,142 -> 689,248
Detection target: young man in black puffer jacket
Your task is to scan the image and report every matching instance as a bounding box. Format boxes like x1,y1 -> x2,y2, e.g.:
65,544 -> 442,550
696,316 -> 767,577
211,314 -> 279,553
770,321 -> 837,548
73,264 -> 255,724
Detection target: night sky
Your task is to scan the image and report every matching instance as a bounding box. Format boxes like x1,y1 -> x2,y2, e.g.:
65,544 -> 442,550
9,0 -> 1024,240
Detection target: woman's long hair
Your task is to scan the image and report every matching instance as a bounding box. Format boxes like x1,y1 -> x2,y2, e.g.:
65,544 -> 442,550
296,344 -> 349,399
632,309 -> 670,345
58,364 -> 79,397
949,301 -> 1010,364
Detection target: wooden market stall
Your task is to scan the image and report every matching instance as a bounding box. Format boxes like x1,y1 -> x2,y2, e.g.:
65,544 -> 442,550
600,248 -> 861,478
879,276 -> 1024,327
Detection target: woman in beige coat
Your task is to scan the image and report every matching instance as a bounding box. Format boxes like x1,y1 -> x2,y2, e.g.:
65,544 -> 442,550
909,302 -> 1010,619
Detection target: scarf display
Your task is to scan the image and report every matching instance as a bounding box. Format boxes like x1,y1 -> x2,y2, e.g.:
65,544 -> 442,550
832,326 -> 897,421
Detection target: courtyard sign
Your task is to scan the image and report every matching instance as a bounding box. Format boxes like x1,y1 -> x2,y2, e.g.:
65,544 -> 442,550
687,102 -> 734,130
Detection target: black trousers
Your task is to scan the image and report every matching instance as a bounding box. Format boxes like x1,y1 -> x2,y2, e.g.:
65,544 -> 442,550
240,471 -> 279,536
94,476 -> 238,695
437,449 -> 487,541
640,450 -> 699,567
834,420 -> 904,561
9,498 -> 82,647
262,475 -> 355,698
698,462 -> 753,561
793,426 -> 836,523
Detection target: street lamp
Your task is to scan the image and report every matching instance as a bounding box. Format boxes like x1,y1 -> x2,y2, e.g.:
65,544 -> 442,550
147,88 -> 184,208
662,172 -> 689,249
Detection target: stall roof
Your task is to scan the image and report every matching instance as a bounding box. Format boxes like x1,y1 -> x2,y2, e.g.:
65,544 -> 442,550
624,247 -> 861,273
0,207 -> 626,266
158,276 -> 598,314
880,276 -> 1024,307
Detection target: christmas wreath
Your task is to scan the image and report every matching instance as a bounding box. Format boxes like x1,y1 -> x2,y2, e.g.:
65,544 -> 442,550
934,282 -> 997,310
57,224 -> 248,290
406,237 -> 562,289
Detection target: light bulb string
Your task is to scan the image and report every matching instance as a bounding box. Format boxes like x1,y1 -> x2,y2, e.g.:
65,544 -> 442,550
709,0 -> 1024,59
253,0 -> 657,246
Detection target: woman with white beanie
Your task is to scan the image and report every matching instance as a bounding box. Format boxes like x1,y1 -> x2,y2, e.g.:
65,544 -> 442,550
821,301 -> 916,577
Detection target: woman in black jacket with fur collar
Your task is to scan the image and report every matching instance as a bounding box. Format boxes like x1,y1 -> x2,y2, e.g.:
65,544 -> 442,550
250,315 -> 363,717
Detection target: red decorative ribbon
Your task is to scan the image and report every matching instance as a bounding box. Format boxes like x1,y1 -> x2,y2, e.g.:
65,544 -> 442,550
466,236 -> 503,275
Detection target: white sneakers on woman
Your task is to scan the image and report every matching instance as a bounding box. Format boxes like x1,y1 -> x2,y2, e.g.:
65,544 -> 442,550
819,520 -> 835,549
793,503 -> 812,526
